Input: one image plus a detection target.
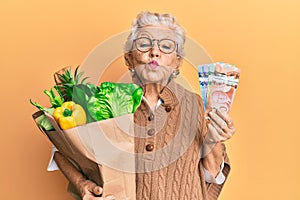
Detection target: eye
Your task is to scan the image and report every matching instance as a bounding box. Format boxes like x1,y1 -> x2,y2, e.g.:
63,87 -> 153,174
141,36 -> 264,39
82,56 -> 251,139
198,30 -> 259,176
139,43 -> 151,48
136,38 -> 152,49
159,39 -> 175,52
160,44 -> 171,50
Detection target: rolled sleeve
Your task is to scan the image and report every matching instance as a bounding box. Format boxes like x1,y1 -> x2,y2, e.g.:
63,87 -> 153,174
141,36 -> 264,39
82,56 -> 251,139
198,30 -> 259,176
47,145 -> 59,171
203,159 -> 225,185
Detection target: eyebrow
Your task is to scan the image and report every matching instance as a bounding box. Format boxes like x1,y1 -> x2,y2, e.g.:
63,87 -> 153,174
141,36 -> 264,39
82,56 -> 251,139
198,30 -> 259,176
137,31 -> 152,38
136,27 -> 176,41
137,32 -> 174,40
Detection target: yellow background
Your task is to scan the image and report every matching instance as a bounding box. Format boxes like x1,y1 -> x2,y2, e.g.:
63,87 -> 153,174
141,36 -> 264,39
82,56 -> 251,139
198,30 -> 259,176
1,0 -> 300,199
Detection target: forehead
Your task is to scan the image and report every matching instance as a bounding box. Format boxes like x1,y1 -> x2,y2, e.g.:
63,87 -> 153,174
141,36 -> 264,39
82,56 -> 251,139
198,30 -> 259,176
136,26 -> 176,40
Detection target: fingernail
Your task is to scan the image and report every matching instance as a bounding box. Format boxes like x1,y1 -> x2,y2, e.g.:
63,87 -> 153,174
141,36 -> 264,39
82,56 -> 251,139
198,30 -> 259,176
208,111 -> 214,116
218,107 -> 227,114
212,107 -> 217,112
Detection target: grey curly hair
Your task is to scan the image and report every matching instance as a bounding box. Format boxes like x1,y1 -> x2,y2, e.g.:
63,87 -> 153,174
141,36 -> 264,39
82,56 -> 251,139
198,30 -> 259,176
124,11 -> 186,57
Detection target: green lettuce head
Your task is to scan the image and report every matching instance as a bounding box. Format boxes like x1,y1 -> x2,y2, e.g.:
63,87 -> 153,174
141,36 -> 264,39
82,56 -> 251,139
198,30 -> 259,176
87,82 -> 143,121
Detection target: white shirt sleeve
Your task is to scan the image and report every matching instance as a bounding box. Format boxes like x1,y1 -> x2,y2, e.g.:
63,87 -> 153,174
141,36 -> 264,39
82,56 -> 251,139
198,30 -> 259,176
47,145 -> 60,171
203,159 -> 225,185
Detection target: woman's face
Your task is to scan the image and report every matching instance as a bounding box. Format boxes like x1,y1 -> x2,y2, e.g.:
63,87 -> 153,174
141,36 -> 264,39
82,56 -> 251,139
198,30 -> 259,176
127,26 -> 181,85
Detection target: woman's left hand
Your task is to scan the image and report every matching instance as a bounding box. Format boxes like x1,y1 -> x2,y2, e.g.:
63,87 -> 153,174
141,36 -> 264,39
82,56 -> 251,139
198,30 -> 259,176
206,108 -> 236,143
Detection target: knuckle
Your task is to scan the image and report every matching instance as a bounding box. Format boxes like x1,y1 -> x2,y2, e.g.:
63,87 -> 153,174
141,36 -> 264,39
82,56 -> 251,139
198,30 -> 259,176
221,123 -> 227,130
231,127 -> 236,133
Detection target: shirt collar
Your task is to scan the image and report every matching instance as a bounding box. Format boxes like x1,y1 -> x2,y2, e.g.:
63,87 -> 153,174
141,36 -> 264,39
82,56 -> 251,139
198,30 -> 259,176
139,80 -> 182,111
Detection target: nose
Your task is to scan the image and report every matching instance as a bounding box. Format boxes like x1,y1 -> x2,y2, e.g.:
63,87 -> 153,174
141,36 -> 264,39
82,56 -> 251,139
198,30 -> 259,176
149,42 -> 160,58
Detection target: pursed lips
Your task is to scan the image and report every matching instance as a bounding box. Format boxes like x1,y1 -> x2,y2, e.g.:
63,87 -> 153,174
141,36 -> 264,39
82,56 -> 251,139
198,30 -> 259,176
147,60 -> 159,70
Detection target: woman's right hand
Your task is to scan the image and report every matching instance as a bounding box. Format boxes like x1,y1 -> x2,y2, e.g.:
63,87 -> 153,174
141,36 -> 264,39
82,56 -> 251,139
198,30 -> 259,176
78,179 -> 115,200
53,152 -> 115,200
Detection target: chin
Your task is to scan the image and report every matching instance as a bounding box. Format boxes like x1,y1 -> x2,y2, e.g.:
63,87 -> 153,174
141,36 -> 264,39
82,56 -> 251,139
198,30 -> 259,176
134,64 -> 172,85
141,70 -> 167,84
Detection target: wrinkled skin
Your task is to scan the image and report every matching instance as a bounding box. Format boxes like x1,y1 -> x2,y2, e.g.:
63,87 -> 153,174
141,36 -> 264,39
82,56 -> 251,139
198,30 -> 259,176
125,26 -> 182,107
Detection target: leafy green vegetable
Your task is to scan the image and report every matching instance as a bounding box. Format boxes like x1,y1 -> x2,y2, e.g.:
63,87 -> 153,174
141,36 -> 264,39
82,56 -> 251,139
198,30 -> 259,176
44,87 -> 64,108
30,99 -> 55,131
31,65 -> 143,126
30,99 -> 55,114
37,110 -> 55,131
87,82 -> 143,121
72,83 -> 97,123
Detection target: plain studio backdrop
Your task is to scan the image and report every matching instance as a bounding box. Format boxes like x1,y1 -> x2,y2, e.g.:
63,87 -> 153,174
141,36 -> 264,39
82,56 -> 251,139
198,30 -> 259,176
0,0 -> 299,199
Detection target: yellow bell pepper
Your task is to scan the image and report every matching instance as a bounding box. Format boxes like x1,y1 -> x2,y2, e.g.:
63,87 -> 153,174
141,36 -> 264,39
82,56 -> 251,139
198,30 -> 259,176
53,101 -> 87,130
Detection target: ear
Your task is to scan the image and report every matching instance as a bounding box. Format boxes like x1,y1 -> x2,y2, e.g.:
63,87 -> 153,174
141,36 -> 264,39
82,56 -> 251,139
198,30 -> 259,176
175,56 -> 183,69
124,52 -> 134,68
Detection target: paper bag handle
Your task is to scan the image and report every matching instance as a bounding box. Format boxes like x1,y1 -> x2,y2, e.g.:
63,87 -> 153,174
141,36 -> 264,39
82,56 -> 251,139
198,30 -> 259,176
32,110 -> 48,135
32,110 -> 61,134
32,110 -> 76,154
44,112 -> 77,154
43,112 -> 64,132
32,110 -> 65,133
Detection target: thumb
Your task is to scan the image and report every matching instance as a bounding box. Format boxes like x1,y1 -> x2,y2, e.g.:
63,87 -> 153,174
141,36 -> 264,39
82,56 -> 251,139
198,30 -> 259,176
92,185 -> 103,195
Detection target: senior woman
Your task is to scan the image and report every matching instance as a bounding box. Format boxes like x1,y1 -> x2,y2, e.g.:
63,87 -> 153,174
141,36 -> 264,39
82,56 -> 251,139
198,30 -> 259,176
53,11 -> 235,200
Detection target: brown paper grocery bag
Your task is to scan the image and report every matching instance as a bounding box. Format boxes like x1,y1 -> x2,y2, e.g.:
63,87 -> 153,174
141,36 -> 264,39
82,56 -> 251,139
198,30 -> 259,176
32,111 -> 136,200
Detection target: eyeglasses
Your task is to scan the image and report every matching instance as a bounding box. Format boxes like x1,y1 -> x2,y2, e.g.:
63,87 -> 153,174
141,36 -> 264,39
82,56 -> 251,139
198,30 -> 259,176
133,37 -> 177,54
